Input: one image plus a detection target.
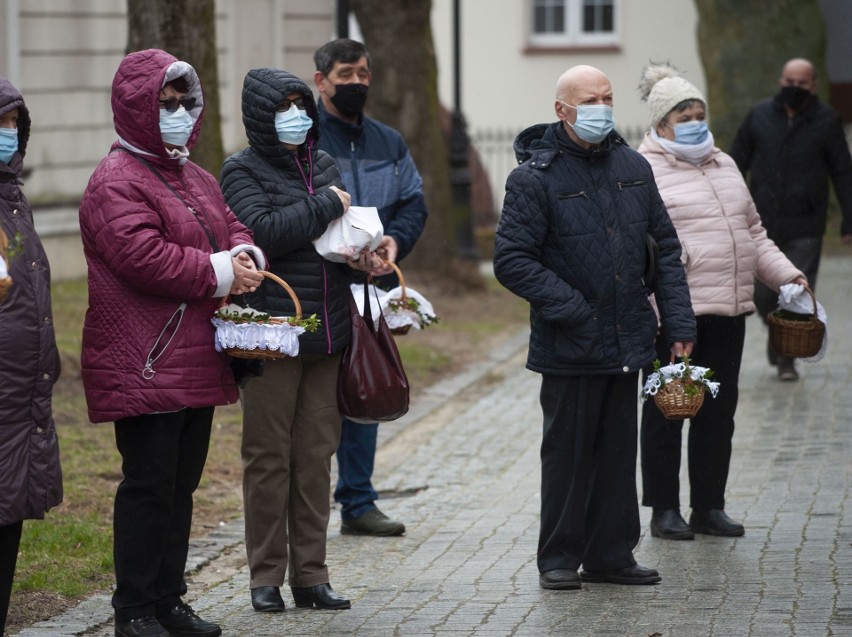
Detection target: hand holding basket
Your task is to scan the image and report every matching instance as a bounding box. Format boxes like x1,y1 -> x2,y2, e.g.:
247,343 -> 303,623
212,270 -> 308,360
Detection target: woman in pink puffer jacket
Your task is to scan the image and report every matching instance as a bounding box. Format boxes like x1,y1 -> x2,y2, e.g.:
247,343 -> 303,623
636,64 -> 807,543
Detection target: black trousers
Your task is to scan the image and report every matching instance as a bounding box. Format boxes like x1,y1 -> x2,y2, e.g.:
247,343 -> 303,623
754,236 -> 821,322
640,314 -> 746,511
112,407 -> 213,622
537,373 -> 640,574
0,521 -> 23,637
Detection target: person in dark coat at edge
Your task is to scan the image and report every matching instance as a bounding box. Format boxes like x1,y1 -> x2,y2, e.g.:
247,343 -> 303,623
493,65 -> 696,591
314,38 -> 428,538
79,49 -> 265,637
0,75 -> 63,637
220,68 -> 380,614
730,57 -> 852,381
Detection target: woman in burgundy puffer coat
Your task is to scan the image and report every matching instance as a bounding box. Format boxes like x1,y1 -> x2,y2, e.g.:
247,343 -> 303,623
78,49 -> 264,637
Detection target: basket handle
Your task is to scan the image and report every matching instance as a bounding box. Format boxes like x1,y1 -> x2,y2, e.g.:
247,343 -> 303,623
381,259 -> 406,300
218,269 -> 302,319
804,286 -> 818,321
0,227 -> 7,255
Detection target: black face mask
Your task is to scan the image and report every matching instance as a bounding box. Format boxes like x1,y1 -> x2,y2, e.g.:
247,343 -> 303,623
330,83 -> 369,118
779,85 -> 811,110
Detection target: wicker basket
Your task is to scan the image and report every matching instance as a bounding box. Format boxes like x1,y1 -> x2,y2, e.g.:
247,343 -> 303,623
215,271 -> 303,360
767,288 -> 824,358
383,261 -> 412,336
653,379 -> 706,420
0,227 -> 13,303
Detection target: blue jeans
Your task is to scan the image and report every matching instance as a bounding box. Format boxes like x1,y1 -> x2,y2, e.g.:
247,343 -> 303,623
334,419 -> 379,520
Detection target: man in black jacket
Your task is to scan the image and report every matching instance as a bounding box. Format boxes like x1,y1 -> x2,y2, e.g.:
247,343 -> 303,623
730,57 -> 852,381
493,65 -> 696,591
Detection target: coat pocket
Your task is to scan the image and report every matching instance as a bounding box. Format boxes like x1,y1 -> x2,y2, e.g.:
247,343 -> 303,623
142,303 -> 187,380
553,310 -> 603,364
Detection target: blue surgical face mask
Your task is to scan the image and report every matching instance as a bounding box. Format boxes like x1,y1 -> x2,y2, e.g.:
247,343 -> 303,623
274,103 -> 313,145
0,128 -> 18,164
159,106 -> 194,147
669,120 -> 709,145
561,102 -> 615,144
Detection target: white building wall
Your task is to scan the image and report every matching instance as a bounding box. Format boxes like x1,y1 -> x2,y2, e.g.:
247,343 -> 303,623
431,0 -> 705,136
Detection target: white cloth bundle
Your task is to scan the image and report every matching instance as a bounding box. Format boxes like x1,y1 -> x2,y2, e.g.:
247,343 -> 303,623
313,205 -> 384,263
776,283 -> 828,362
350,282 -> 437,331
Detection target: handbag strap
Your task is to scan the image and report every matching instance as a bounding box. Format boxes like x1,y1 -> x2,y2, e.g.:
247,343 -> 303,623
112,147 -> 220,252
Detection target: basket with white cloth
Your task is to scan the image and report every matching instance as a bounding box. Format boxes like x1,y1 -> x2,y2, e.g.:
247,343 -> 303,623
211,271 -> 315,360
349,261 -> 438,335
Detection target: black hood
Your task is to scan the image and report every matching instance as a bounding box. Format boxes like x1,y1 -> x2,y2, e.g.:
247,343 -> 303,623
0,75 -> 30,176
241,68 -> 319,163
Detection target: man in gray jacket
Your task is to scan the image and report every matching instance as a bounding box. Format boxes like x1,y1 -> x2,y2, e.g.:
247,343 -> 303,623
494,65 -> 695,591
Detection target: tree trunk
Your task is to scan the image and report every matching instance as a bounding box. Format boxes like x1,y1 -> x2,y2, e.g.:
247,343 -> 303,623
694,0 -> 826,151
349,0 -> 481,287
126,0 -> 223,175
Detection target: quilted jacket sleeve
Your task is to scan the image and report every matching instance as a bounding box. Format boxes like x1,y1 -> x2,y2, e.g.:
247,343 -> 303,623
644,172 -> 696,346
80,165 -> 223,302
220,154 -> 345,260
494,166 -> 593,326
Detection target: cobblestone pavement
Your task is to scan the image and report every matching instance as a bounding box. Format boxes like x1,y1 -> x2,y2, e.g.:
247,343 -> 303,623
15,257 -> 852,637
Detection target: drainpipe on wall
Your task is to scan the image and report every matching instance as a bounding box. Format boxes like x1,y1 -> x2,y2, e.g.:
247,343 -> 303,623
4,0 -> 21,86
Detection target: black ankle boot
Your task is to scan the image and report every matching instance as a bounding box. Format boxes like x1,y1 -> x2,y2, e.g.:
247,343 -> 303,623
650,508 -> 694,540
290,583 -> 351,610
689,509 -> 744,536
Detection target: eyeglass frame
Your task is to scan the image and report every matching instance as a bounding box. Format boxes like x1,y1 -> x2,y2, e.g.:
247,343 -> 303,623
159,96 -> 198,112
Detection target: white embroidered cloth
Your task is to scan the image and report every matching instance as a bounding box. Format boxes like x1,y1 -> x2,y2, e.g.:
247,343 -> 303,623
350,283 -> 437,331
211,318 -> 304,357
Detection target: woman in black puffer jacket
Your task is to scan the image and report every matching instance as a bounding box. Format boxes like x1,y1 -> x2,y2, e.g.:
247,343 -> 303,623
221,68 -> 379,613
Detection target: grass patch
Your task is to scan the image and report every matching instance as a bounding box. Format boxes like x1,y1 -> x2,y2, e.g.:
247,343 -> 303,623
15,516 -> 113,597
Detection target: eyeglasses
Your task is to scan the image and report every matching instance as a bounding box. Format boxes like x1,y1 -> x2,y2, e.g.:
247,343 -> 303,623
277,97 -> 307,112
159,96 -> 197,112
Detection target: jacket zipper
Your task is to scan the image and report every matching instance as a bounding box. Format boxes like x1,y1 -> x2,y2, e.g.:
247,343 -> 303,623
350,140 -> 362,201
322,261 -> 332,354
142,303 -> 187,379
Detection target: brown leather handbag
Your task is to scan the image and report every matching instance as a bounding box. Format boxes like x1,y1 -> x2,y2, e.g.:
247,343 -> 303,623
337,281 -> 410,423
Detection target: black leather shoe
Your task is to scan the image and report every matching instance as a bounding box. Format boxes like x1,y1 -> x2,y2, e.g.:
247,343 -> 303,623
539,569 -> 581,590
156,603 -> 221,637
115,616 -> 170,637
251,586 -> 286,612
689,509 -> 745,537
291,583 -> 351,610
580,564 -> 661,585
650,508 -> 694,540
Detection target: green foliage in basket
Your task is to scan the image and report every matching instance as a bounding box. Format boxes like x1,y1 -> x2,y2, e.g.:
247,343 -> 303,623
287,313 -> 320,333
215,305 -> 271,323
771,309 -> 813,322
4,231 -> 24,261
386,296 -> 439,328
215,305 -> 320,333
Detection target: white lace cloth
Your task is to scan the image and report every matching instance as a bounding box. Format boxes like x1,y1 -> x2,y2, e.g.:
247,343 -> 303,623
350,283 -> 437,331
211,317 -> 304,357
641,361 -> 720,401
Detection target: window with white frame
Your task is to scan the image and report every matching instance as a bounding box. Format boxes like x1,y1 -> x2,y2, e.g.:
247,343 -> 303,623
530,0 -> 619,48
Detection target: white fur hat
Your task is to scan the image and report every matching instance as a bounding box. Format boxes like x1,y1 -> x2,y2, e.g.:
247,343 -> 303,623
638,63 -> 706,126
